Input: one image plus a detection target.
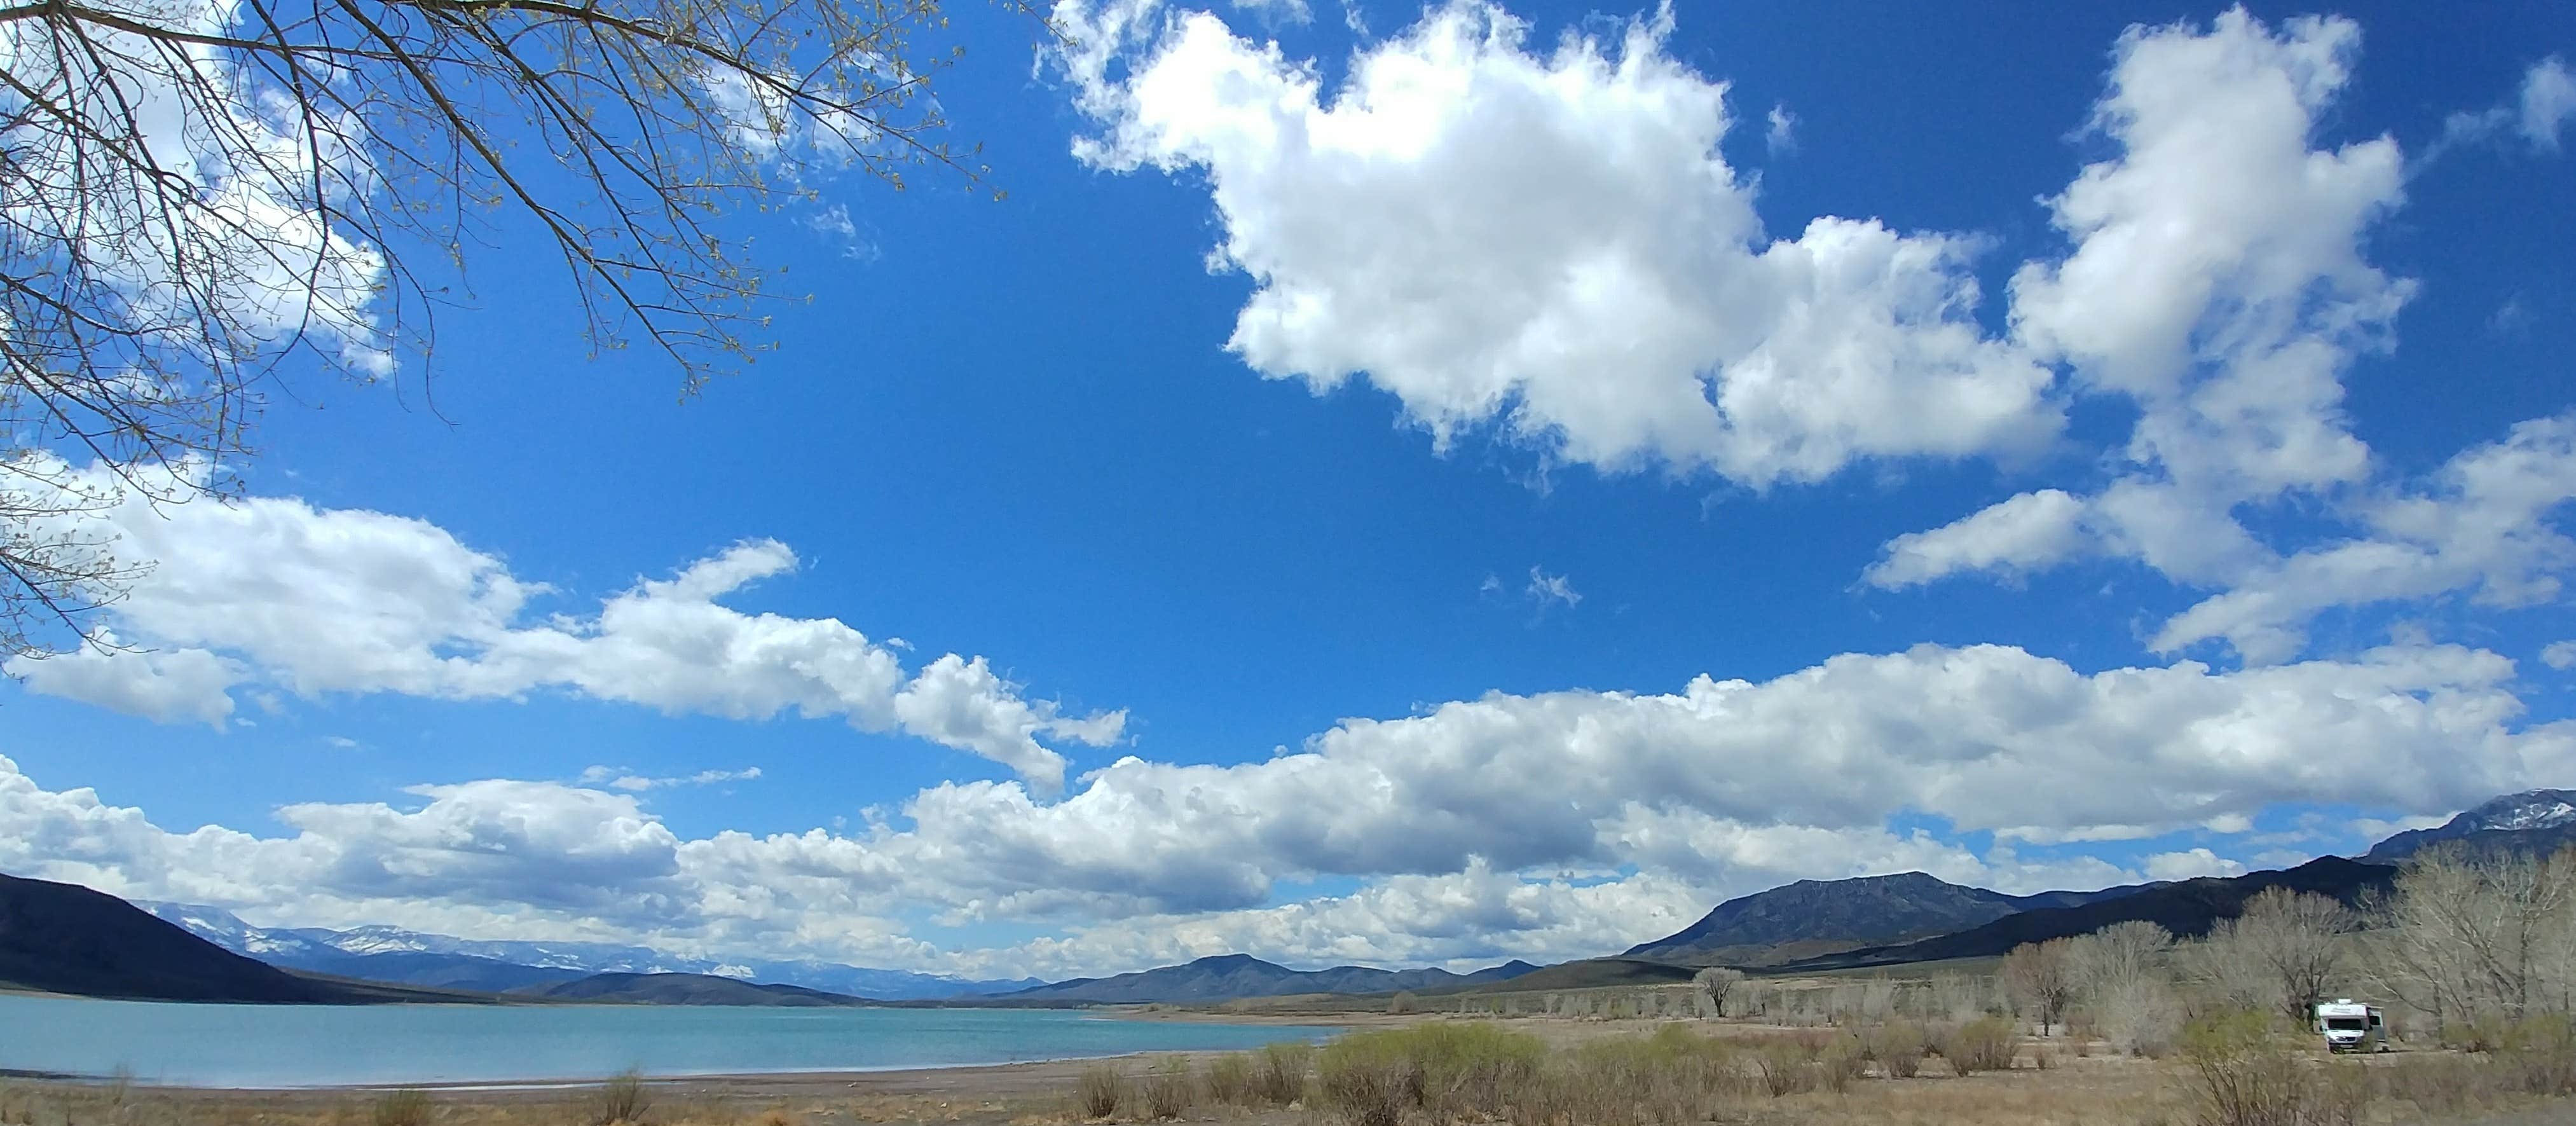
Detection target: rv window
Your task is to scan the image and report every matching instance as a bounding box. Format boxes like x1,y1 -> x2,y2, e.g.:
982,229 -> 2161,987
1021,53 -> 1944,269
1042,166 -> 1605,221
2324,1017 -> 2366,1031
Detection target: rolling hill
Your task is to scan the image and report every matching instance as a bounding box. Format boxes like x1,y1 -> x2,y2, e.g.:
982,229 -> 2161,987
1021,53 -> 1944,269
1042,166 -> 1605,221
1456,957 -> 1701,993
1002,954 -> 1540,1003
510,972 -> 874,1006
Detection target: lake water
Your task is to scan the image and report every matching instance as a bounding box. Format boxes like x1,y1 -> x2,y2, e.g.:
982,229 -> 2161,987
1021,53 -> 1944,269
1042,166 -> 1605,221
0,996 -> 1337,1088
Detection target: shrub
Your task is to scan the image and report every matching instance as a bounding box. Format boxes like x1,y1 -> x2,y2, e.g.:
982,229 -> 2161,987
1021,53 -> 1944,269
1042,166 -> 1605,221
1203,1054 -> 1255,1106
1141,1059 -> 1195,1120
2374,1054 -> 2478,1117
372,1088 -> 432,1126
1317,1046 -> 1419,1126
2310,1063 -> 2370,1126
1866,1022 -> 1927,1078
1935,1017 -> 2017,1075
1388,991 -> 1418,1015
1564,1025 -> 1746,1123
2499,1013 -> 2576,1095
2180,1011 -> 2312,1126
1076,1064 -> 1125,1119
1750,1039 -> 1816,1097
589,1070 -> 650,1126
1252,1042 -> 1311,1106
2098,982 -> 2185,1058
1816,1039 -> 1867,1094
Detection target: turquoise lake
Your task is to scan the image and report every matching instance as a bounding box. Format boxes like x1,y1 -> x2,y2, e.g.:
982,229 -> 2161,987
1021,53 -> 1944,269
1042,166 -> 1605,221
0,996 -> 1336,1088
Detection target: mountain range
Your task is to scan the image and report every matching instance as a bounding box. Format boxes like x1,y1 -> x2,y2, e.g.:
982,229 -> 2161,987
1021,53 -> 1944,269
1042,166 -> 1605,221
509,972 -> 875,1006
999,954 -> 1542,1003
1622,871 -> 2165,966
13,787 -> 2574,1008
140,902 -> 1042,999
1778,856 -> 2400,972
2362,788 -> 2576,863
0,874 -> 468,1004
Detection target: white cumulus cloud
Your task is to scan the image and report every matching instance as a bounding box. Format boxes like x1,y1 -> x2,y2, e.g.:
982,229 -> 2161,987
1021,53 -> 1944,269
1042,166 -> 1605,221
1053,0 -> 2058,484
4,632 -> 2567,975
0,458 -> 1121,789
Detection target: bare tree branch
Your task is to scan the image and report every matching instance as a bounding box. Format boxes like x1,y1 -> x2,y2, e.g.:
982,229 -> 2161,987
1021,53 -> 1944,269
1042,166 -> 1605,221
0,0 -> 1034,658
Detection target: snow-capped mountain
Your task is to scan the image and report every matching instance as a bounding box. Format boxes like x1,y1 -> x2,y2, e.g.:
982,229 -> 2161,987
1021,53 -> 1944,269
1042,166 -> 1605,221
2363,788 -> 2576,863
137,902 -> 1043,999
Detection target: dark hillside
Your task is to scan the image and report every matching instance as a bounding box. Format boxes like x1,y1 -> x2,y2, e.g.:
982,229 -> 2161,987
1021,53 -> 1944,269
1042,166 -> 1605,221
0,872 -> 356,1003
1783,858 -> 2394,971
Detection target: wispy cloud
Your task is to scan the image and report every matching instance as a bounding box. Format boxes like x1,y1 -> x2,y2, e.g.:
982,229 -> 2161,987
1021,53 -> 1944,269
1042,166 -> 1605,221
1525,567 -> 1581,612
1765,104 -> 1797,154
579,766 -> 765,792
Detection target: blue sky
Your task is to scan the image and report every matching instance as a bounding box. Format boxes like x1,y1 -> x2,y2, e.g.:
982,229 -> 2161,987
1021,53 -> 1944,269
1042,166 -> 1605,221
1,0 -> 2573,977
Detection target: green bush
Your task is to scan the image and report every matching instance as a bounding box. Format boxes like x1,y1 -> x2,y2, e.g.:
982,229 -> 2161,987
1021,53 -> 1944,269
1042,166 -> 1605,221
1565,1025 -> 1746,1123
1317,1044 -> 1420,1126
1076,1064 -> 1124,1119
1312,1024 -> 1551,1126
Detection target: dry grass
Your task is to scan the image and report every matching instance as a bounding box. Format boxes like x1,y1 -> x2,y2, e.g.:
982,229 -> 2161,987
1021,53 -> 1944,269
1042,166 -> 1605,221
373,1088 -> 434,1126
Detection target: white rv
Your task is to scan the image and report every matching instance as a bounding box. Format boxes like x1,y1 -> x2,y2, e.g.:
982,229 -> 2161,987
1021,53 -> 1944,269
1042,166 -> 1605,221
2312,999 -> 2387,1052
